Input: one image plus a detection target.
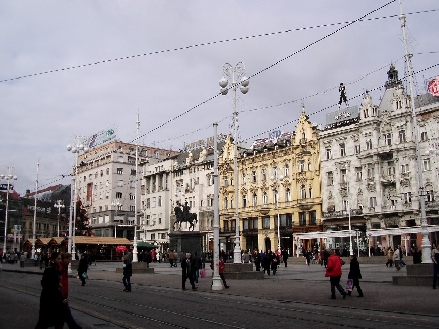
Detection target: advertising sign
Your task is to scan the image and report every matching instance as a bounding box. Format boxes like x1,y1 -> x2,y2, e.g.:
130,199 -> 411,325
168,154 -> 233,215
86,126 -> 117,150
325,106 -> 359,130
427,77 -> 439,97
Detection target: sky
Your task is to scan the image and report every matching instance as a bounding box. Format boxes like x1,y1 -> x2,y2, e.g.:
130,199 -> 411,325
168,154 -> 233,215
0,0 -> 438,195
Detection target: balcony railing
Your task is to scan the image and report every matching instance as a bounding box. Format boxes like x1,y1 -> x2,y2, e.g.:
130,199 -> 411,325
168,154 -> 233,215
426,200 -> 439,209
322,208 -> 363,218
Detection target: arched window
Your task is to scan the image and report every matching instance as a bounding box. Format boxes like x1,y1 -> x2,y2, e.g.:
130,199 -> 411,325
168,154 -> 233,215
286,188 -> 291,202
252,193 -> 257,206
263,192 -> 268,205
300,185 -> 306,199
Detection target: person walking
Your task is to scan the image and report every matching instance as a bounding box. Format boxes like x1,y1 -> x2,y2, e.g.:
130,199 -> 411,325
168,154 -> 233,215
20,253 -> 26,268
77,254 -> 88,286
254,250 -> 261,271
60,252 -> 82,329
325,249 -> 347,300
181,253 -> 197,290
122,254 -> 132,292
386,248 -> 394,267
347,254 -> 363,297
398,245 -> 406,267
192,252 -> 202,283
282,249 -> 289,267
393,246 -> 401,271
432,244 -> 439,289
35,252 -> 66,329
271,251 -> 279,275
262,251 -> 271,275
168,250 -> 175,267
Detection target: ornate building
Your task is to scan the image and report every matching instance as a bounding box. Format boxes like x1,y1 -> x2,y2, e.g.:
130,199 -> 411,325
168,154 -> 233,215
320,65 -> 439,252
219,108 -> 322,254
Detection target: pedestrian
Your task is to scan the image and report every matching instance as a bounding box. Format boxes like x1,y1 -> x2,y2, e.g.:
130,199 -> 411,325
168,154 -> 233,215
412,247 -> 422,264
325,249 -> 347,300
386,248 -> 394,267
262,250 -> 271,275
35,252 -> 66,329
34,253 -> 39,267
347,254 -> 363,297
398,245 -> 406,267
20,253 -> 26,268
432,244 -> 439,289
60,252 -> 82,329
122,254 -> 132,292
393,246 -> 401,271
77,254 -> 88,286
168,250 -> 175,267
181,252 -> 197,290
192,252 -> 201,283
271,251 -> 279,275
282,249 -> 289,267
218,257 -> 229,288
254,250 -> 261,271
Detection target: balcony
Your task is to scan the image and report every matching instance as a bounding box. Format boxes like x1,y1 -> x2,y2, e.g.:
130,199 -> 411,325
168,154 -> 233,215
322,208 -> 363,219
426,200 -> 439,209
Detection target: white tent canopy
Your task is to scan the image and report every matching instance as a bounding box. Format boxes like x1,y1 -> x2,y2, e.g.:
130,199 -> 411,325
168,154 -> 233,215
293,225 -> 439,240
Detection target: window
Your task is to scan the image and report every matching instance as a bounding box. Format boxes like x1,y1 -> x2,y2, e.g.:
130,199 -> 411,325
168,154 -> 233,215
420,131 -> 428,141
285,188 -> 291,202
366,139 -> 373,150
326,148 -> 332,160
130,169 -> 136,176
423,158 -> 431,171
261,168 -> 267,181
327,171 -> 334,186
308,187 -> 313,199
146,198 -> 150,209
280,214 -> 292,227
340,169 -> 347,183
363,108 -> 369,118
387,161 -> 395,176
129,205 -> 135,212
284,164 -> 289,177
340,143 -> 346,157
242,195 -> 247,208
300,185 -> 306,199
355,167 -> 362,181
342,200 -> 349,211
403,192 -> 412,203
384,133 -> 392,146
117,155 -> 123,163
252,193 -> 257,206
299,160 -> 305,172
117,168 -> 123,175
299,212 -> 306,226
158,196 -> 162,207
309,211 -> 316,225
242,173 -> 246,184
152,197 -> 156,208
224,197 -> 228,209
116,192 -> 122,199
106,168 -> 110,175
272,167 -> 278,179
369,197 -> 377,207
426,190 -> 435,202
262,216 -> 270,229
252,171 -> 257,183
117,180 -> 123,187
129,193 -> 135,200
399,130 -> 406,143
401,164 -> 410,174
274,190 -> 279,204
262,192 -> 268,205
100,170 -> 103,177
367,163 -> 374,179
355,144 -> 360,154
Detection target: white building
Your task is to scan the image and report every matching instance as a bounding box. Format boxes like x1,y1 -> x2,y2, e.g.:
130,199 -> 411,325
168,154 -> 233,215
320,65 -> 439,253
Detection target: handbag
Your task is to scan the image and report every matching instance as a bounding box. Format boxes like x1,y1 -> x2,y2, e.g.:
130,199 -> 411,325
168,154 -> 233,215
346,279 -> 353,291
82,272 -> 88,279
200,268 -> 206,278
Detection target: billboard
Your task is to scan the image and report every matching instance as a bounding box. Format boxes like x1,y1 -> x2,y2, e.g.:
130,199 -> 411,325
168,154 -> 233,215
427,77 -> 439,97
85,126 -> 117,150
325,106 -> 359,130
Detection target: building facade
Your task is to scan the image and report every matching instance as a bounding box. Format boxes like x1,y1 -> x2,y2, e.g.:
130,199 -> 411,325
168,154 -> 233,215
219,109 -> 322,255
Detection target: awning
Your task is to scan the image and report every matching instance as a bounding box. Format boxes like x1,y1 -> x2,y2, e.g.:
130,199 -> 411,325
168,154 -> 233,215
294,230 -> 353,240
136,242 -> 160,248
366,225 -> 439,237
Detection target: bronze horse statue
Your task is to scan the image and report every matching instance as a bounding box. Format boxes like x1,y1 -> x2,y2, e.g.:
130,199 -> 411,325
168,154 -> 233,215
173,201 -> 198,231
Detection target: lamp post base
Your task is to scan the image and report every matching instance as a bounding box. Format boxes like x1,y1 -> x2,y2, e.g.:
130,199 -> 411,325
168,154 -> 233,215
211,276 -> 223,290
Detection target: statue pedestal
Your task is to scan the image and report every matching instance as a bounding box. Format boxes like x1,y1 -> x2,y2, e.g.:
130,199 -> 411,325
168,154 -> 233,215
116,262 -> 154,274
169,231 -> 202,259
223,263 -> 264,280
393,263 -> 436,286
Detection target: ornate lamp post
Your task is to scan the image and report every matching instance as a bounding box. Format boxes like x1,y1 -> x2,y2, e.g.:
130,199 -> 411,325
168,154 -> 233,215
1,168 -> 18,253
219,62 -> 249,264
67,137 -> 89,261
54,200 -> 65,237
270,174 -> 284,252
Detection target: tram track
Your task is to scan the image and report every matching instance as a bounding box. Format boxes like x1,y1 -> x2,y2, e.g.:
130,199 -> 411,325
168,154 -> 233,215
2,272 -> 438,329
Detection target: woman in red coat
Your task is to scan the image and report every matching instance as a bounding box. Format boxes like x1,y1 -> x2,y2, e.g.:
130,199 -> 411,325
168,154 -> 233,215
325,249 -> 347,300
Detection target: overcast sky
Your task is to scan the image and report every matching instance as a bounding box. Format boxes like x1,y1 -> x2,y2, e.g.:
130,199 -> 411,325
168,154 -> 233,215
1,1 -> 438,195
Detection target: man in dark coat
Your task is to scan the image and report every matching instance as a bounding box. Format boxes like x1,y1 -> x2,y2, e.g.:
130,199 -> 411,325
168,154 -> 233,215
77,254 -> 88,286
122,254 -> 132,292
282,249 -> 289,267
181,252 -> 197,290
347,254 -> 363,297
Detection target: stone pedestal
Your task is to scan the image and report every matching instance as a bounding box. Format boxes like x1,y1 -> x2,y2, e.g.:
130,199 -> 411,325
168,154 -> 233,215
116,262 -> 154,274
393,263 -> 436,286
169,231 -> 202,257
223,263 -> 264,280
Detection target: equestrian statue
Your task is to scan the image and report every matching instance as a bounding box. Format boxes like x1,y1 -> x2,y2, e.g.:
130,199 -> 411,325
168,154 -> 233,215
173,201 -> 198,231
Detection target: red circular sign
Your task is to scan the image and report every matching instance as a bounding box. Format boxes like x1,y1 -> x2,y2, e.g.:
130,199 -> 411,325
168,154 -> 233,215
428,77 -> 439,97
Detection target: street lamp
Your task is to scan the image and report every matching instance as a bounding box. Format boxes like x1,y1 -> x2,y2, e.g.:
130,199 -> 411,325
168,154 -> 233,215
270,174 -> 284,252
111,198 -> 122,238
54,200 -> 65,237
67,137 -> 89,260
1,168 -> 18,253
219,62 -> 249,264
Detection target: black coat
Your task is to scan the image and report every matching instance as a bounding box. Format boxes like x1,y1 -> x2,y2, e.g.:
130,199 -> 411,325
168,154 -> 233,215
123,259 -> 132,277
37,266 -> 65,327
181,257 -> 193,276
78,257 -> 88,275
348,257 -> 362,279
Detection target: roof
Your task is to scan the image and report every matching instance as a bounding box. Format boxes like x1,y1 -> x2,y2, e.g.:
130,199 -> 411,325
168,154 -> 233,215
74,236 -> 132,245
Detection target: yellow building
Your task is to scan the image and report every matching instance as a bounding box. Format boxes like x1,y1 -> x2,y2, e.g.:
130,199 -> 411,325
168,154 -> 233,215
219,108 -> 322,255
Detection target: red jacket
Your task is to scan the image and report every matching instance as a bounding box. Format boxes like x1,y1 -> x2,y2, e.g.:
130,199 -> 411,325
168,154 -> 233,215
59,261 -> 69,298
325,254 -> 343,277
